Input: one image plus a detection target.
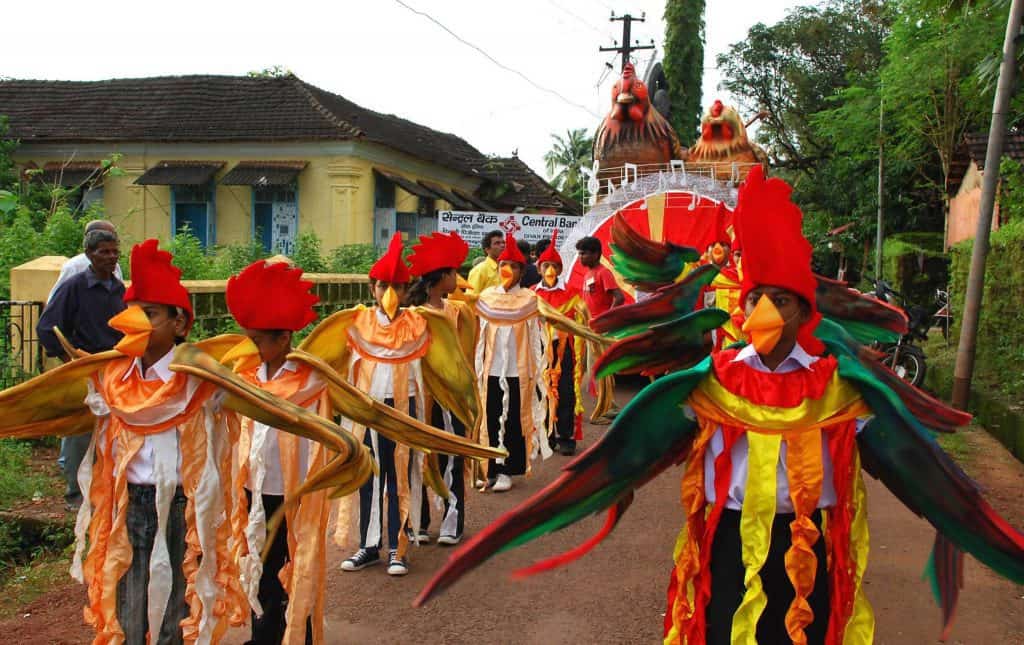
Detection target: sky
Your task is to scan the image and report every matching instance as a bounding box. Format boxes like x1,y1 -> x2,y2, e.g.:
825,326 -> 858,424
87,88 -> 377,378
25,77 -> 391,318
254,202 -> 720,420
2,0 -> 802,179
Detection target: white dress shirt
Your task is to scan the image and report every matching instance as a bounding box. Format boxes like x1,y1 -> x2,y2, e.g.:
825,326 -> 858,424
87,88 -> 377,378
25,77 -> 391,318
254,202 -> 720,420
366,308 -> 420,400
118,348 -> 182,486
48,253 -> 124,303
700,343 -> 866,513
248,360 -> 312,496
486,285 -> 522,378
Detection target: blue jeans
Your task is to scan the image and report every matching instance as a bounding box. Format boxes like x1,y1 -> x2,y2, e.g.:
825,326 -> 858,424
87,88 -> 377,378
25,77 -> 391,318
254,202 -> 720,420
116,483 -> 188,645
60,432 -> 92,507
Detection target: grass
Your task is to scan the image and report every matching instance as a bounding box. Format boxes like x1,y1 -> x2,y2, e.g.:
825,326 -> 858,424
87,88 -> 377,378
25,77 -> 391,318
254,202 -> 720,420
0,548 -> 72,621
0,440 -> 55,509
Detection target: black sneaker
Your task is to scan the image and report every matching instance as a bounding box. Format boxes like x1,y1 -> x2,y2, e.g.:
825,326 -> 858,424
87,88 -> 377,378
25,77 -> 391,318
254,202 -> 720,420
558,442 -> 576,456
405,528 -> 432,545
341,548 -> 380,571
387,550 -> 409,576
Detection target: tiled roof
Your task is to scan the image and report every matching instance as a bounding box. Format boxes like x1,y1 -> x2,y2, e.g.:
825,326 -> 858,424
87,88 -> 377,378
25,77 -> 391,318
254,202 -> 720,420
220,160 -> 307,186
476,156 -> 583,215
0,74 -> 487,175
948,132 -> 1024,195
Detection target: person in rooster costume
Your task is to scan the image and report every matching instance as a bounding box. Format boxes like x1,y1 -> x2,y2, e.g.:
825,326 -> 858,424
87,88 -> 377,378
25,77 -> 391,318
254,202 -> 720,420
287,232 -> 500,578
475,232 -> 553,492
699,206 -> 746,352
223,259 -> 327,645
405,231 -> 477,546
415,167 -> 1024,645
531,230 -> 585,457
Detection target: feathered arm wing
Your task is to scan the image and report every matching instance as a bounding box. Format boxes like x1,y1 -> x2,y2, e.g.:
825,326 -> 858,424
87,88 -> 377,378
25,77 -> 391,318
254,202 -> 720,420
591,263 -> 719,339
610,211 -> 700,291
417,306 -> 482,432
815,276 -> 908,344
287,348 -> 503,462
0,350 -> 122,439
536,297 -> 609,347
594,308 -> 727,379
416,362 -> 709,606
296,306 -> 360,371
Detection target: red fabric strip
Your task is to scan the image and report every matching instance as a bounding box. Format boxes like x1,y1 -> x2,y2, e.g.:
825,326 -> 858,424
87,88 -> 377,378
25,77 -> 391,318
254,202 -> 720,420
712,349 -> 838,408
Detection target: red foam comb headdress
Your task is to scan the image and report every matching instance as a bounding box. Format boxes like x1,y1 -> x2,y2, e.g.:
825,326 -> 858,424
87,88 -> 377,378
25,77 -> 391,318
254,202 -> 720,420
226,260 -> 319,331
407,232 -> 469,277
124,239 -> 193,319
536,230 -> 563,267
369,232 -> 410,283
733,166 -> 823,354
497,232 -> 526,265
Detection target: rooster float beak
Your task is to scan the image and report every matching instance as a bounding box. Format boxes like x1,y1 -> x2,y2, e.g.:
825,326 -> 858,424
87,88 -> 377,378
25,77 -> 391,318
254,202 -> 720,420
220,336 -> 262,373
109,305 -> 153,357
616,92 -> 635,105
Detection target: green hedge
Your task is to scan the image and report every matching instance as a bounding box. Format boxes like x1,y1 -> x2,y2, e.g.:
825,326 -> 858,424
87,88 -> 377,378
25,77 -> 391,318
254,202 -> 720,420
880,232 -> 948,307
949,218 -> 1024,396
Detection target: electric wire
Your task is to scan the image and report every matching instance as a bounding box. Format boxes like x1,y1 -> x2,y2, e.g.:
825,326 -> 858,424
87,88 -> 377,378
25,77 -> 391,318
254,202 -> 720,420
393,0 -> 602,119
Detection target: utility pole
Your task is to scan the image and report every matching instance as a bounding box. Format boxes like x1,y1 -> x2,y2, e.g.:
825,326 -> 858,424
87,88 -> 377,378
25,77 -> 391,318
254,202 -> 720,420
951,0 -> 1024,410
876,89 -> 885,281
599,12 -> 655,70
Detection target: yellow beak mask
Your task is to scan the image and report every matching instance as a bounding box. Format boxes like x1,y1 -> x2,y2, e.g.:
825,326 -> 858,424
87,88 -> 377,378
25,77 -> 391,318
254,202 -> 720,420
108,305 -> 153,357
381,285 -> 401,320
500,264 -> 516,290
741,294 -> 786,355
220,336 -> 262,373
542,265 -> 558,287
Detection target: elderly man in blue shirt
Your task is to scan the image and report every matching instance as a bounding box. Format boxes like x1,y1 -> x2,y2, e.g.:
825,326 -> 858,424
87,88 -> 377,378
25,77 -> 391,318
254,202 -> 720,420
37,227 -> 125,510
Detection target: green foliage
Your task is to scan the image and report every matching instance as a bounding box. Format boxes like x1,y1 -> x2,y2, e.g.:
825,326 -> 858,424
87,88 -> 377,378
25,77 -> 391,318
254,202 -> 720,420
879,232 -> 948,304
166,227 -> 215,280
328,243 -> 377,274
949,218 -> 1024,398
663,0 -> 705,145
292,230 -> 327,273
543,129 -> 592,204
0,440 -> 51,508
998,155 -> 1024,224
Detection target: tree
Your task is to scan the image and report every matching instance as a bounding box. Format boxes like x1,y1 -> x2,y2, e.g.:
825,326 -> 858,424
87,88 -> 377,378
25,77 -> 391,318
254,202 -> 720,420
543,128 -> 593,204
663,0 -> 705,146
717,0 -> 887,172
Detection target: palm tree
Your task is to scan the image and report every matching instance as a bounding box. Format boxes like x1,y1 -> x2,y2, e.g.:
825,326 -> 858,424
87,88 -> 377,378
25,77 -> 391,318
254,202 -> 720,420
544,128 -> 593,204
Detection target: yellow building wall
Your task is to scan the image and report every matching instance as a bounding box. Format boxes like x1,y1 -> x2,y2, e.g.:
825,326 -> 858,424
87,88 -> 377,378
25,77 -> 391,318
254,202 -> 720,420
14,145 -> 472,252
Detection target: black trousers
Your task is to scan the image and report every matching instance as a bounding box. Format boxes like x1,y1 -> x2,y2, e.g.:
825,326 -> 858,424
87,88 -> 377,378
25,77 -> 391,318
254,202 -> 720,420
486,376 -> 527,476
705,508 -> 830,645
357,397 -> 415,551
548,338 -> 577,449
244,492 -> 313,645
420,403 -> 467,537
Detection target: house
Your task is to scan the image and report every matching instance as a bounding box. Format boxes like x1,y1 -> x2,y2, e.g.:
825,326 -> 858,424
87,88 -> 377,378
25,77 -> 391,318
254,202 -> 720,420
0,74 -> 579,253
945,132 -> 1024,249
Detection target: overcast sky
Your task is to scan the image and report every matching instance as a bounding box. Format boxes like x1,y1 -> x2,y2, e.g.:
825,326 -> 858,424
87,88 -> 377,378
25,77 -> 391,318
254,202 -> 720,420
3,0 -> 803,178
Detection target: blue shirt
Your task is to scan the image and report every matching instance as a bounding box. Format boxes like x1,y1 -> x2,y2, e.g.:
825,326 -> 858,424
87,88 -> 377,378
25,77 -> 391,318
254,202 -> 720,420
37,267 -> 126,357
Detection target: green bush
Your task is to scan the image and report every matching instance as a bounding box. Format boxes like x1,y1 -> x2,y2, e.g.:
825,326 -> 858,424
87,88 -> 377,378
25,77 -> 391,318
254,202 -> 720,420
0,440 -> 51,509
291,230 -> 327,273
949,218 -> 1024,397
328,243 -> 377,274
879,232 -> 948,306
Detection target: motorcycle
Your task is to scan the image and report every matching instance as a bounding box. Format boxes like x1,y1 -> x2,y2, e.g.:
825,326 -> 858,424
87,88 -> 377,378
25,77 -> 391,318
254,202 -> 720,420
869,278 -> 930,387
933,288 -> 952,342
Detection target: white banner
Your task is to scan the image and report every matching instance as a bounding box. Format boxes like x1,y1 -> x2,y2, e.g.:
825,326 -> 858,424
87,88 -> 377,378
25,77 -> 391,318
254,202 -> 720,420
437,210 -> 582,246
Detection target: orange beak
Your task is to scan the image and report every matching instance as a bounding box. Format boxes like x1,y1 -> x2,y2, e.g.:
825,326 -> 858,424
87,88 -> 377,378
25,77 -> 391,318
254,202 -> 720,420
108,305 -> 152,357
381,286 -> 401,320
220,336 -> 262,373
741,295 -> 785,355
542,265 -> 558,287
500,265 -> 516,290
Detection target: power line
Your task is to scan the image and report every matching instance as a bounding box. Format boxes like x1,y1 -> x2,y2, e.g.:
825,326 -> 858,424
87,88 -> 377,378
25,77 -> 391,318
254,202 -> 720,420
393,0 -> 602,119
546,0 -> 607,37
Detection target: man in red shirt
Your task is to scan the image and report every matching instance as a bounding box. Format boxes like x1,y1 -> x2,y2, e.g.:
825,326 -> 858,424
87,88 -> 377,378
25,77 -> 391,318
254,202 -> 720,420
575,236 -> 623,424
575,236 -> 624,317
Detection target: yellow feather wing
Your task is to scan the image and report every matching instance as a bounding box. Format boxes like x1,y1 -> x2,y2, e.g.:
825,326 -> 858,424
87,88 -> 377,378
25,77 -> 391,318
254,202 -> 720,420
0,350 -> 122,438
296,306 -> 362,371
416,306 -> 481,434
